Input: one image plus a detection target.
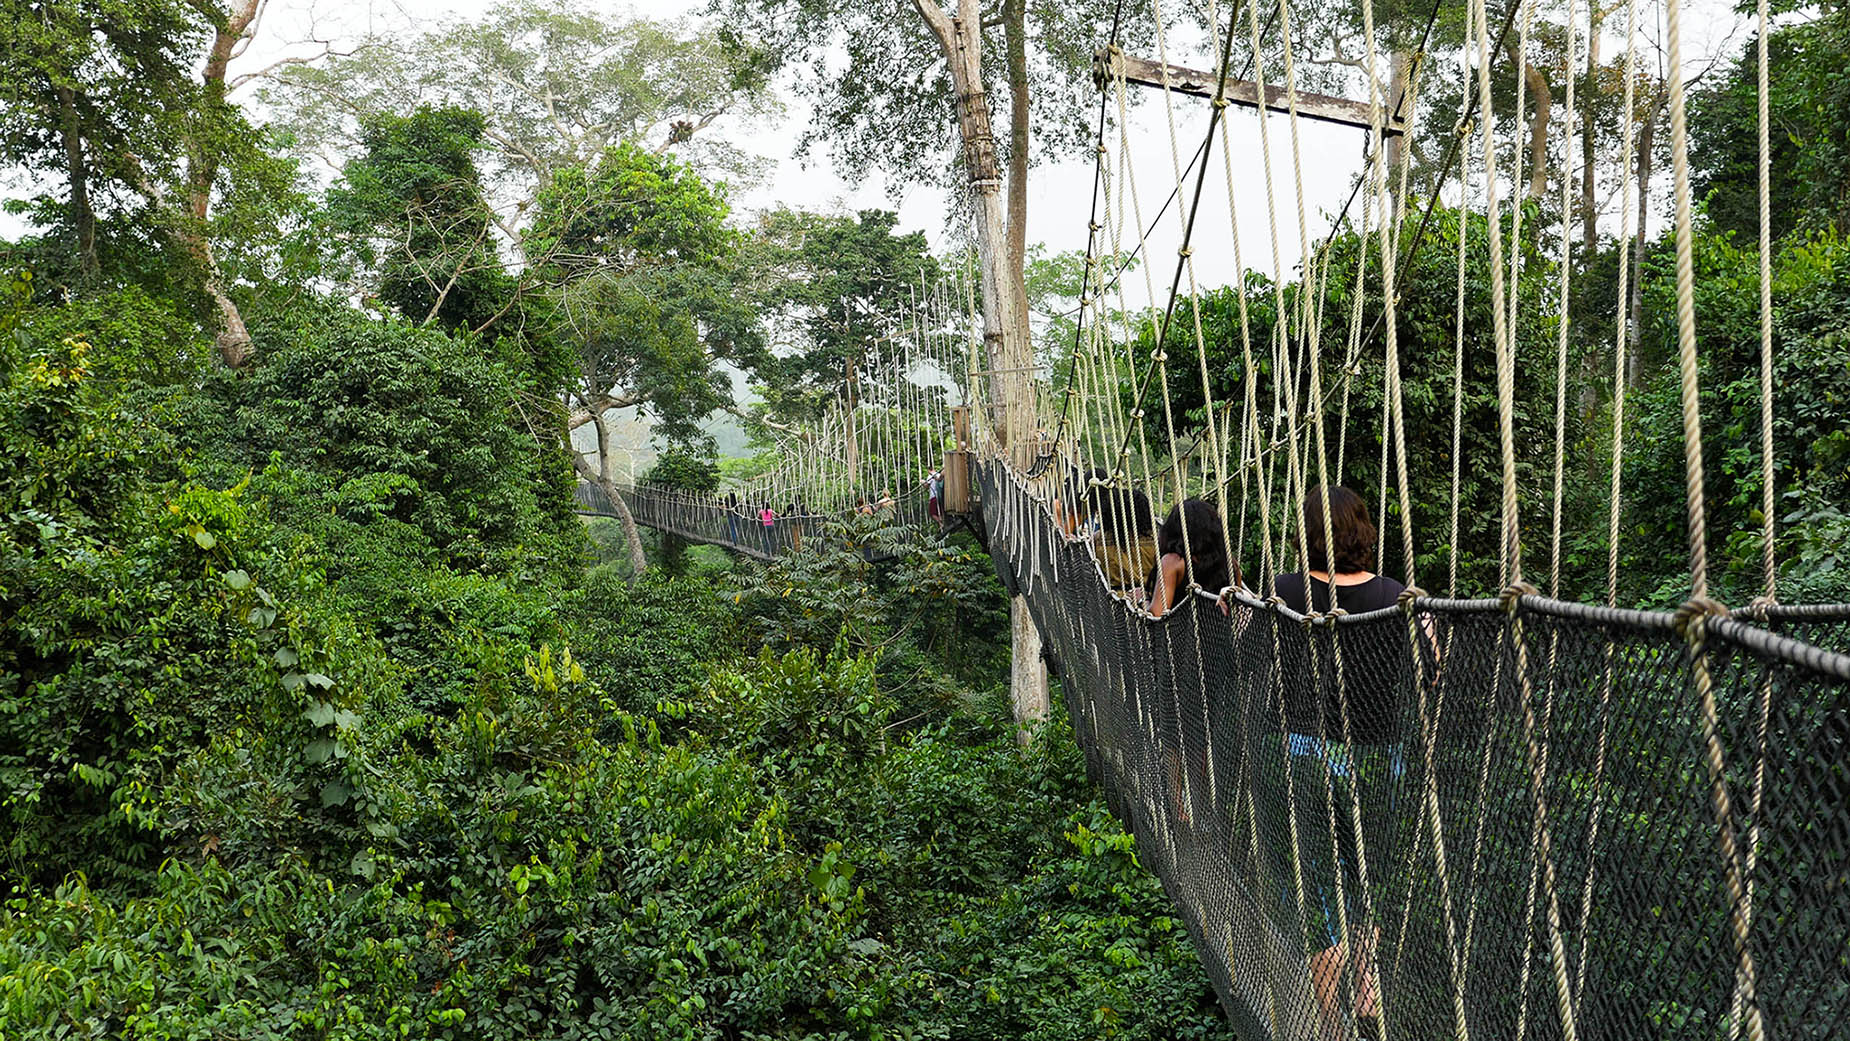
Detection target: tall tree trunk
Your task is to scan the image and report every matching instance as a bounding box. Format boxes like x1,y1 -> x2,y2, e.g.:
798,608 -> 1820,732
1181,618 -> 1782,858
1511,49 -> 1554,200
1383,49 -> 1411,224
584,410 -> 648,579
1628,92 -> 1662,385
1001,0 -> 1033,352
914,0 -> 1047,732
53,84 -> 99,281
184,0 -> 261,369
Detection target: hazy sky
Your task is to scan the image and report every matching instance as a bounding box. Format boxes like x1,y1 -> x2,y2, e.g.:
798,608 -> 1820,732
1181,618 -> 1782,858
235,0 -> 1371,304
6,0 -> 1749,323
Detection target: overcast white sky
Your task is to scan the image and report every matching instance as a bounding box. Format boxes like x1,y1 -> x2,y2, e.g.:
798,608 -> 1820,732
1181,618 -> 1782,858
233,0 -> 1380,305
6,0 -> 1750,313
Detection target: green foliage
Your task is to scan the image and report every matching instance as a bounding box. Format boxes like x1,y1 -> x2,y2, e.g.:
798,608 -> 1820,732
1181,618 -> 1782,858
536,144 -> 767,450
530,142 -> 735,275
0,0 -> 201,280
330,105 -> 515,333
3,633 -> 1233,1040
1626,227 -> 1850,604
214,309 -> 580,583
556,567 -> 736,714
11,283 -> 210,385
747,208 -> 941,419
723,516 -> 1013,729
0,329 -> 340,884
0,307 -> 1226,1029
1692,8 -> 1850,243
642,449 -> 721,494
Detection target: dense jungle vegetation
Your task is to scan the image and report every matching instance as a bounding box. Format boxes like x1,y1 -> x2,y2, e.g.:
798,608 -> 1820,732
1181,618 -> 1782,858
3,0 -> 1847,1037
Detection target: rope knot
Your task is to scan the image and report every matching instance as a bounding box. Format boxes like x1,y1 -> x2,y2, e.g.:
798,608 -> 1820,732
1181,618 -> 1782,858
1740,594 -> 1779,621
1306,606 -> 1346,629
1498,581 -> 1539,613
1397,584 -> 1428,610
1674,595 -> 1730,643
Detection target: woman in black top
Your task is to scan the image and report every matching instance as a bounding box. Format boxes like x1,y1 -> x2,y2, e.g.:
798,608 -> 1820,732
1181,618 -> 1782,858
1274,486 -> 1407,1040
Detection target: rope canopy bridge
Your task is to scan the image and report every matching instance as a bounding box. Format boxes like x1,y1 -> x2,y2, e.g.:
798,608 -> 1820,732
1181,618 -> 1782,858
577,0 -> 1850,1035
576,269 -> 973,561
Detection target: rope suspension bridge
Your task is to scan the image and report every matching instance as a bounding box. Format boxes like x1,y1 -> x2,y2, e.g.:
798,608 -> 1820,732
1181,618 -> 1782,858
575,0 -> 1850,1036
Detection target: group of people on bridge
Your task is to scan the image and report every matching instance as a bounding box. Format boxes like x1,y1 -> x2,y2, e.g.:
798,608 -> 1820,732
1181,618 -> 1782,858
709,470 -> 948,557
1054,468 -> 1408,1040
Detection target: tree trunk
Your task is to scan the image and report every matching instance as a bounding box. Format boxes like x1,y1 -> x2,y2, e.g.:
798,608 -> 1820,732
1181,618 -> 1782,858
1628,91 -> 1662,384
1511,47 -> 1554,200
54,83 -> 99,281
914,0 -> 1047,731
584,410 -> 648,579
186,0 -> 261,369
1382,49 -> 1411,224
1001,0 -> 1033,352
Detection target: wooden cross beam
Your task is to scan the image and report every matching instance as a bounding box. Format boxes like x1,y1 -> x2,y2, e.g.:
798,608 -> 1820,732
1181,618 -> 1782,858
1096,49 -> 1405,137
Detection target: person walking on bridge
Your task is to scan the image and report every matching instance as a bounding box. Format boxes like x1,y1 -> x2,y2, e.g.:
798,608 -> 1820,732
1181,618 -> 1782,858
1274,485 -> 1408,1041
1144,498 -> 1235,617
725,492 -> 741,546
1086,480 -> 1157,604
758,503 -> 777,554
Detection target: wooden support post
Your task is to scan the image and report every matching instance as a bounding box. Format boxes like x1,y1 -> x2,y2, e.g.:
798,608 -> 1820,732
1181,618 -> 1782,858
1095,48 -> 1405,136
943,450 -> 971,513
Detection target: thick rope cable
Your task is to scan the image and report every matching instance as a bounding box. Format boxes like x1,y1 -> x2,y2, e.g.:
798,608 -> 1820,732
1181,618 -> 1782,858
1470,0 -> 1518,587
1549,0 -> 1577,603
1661,0 -> 1765,1027
1754,3 -> 1777,606
1725,6 -> 1780,1034
1571,0 -> 1640,1006
1667,0 -> 1708,604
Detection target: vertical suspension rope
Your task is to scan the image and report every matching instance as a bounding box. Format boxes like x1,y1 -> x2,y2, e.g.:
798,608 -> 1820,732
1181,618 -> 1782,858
1448,101 -> 1472,598
1667,0 -> 1708,601
1754,0 -> 1777,605
1550,0 -> 1578,601
1468,0 -> 1519,587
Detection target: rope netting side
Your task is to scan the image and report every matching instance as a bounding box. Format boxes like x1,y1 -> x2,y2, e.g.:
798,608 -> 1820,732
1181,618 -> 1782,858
980,457 -> 1850,1041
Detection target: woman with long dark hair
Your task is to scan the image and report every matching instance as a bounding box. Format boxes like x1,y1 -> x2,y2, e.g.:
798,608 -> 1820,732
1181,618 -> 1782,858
1275,485 -> 1407,1041
1086,480 -> 1158,599
1145,498 -> 1236,617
